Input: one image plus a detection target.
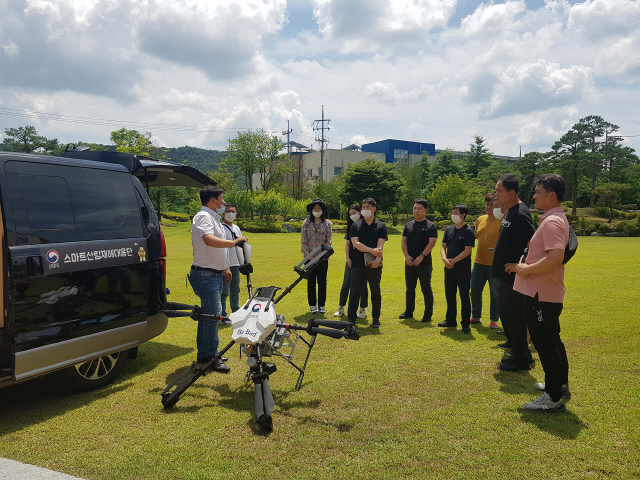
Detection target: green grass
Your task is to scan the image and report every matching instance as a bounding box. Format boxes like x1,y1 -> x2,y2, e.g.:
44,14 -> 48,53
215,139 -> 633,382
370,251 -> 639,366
1,224 -> 639,480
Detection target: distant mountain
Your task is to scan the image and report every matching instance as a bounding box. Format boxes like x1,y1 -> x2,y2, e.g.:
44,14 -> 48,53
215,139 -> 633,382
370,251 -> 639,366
164,146 -> 227,174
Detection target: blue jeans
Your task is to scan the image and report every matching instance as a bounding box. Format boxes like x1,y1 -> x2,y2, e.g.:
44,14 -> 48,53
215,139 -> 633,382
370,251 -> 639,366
470,263 -> 500,323
188,269 -> 223,361
221,266 -> 241,316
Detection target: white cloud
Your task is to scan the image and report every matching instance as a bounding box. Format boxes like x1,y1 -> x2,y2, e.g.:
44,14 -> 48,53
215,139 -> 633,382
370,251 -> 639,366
567,0 -> 640,41
2,41 -> 19,57
458,0 -> 526,37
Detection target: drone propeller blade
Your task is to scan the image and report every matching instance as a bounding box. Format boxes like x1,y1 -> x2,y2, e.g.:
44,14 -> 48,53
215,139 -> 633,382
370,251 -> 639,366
307,327 -> 346,339
163,310 -> 194,318
166,302 -> 195,310
309,319 -> 351,329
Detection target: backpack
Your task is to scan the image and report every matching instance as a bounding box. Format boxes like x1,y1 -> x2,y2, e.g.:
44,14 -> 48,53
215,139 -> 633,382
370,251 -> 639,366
563,226 -> 578,264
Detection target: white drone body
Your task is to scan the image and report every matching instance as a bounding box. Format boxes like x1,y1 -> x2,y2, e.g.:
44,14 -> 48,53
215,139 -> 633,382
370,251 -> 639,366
229,296 -> 277,345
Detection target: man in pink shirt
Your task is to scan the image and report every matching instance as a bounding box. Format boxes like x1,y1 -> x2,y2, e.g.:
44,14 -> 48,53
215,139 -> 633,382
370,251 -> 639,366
514,174 -> 570,412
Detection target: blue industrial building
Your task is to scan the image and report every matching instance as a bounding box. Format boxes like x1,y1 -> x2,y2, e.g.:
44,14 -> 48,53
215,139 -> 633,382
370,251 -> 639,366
361,139 -> 436,163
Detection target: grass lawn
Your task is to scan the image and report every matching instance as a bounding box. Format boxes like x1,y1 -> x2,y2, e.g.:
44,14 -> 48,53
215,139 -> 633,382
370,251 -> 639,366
0,223 -> 639,480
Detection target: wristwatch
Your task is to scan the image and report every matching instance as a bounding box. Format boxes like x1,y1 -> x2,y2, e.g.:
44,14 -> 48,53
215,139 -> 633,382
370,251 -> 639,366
419,252 -> 425,257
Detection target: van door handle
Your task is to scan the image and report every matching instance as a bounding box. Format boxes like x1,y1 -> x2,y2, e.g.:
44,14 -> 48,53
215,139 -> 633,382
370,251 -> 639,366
26,256 -> 44,276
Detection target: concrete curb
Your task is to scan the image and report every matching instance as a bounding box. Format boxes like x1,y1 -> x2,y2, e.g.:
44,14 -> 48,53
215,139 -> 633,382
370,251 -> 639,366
0,458 -> 85,479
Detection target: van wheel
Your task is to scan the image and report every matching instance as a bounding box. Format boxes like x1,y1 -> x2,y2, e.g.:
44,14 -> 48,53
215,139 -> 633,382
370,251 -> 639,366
58,350 -> 129,392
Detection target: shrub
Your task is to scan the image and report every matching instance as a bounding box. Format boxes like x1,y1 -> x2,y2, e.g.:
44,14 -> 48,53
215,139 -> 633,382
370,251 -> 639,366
599,223 -> 611,234
425,214 -> 436,221
284,221 -> 303,232
532,213 -> 540,228
236,220 -> 286,233
595,207 -> 608,217
566,214 -> 579,223
162,211 -> 192,222
386,225 -> 403,235
437,220 -> 453,230
562,201 -> 573,209
587,224 -> 599,234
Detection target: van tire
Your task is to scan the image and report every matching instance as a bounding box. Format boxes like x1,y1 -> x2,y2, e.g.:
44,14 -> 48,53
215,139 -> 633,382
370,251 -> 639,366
57,350 -> 129,392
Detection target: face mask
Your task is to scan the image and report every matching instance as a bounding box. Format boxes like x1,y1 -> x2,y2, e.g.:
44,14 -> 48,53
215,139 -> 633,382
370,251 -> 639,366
493,208 -> 504,220
216,205 -> 226,215
361,210 -> 372,218
451,214 -> 462,224
312,211 -> 323,218
225,212 -> 236,222
350,214 -> 361,222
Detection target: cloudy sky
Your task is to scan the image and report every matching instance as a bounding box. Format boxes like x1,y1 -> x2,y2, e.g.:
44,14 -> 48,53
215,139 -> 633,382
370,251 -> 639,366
1,0 -> 639,157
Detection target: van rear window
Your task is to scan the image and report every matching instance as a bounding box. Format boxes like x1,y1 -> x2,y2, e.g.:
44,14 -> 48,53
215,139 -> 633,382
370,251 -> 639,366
6,161 -> 143,244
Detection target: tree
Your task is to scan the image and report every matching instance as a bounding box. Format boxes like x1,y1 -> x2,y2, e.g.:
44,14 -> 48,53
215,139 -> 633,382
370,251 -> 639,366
595,183 -> 631,222
573,115 -> 616,207
314,177 -> 343,219
340,157 -> 405,215
427,174 -> 483,217
515,152 -> 547,206
284,153 -> 312,200
462,135 -> 493,178
223,129 -> 291,193
427,149 -> 462,191
551,128 -> 587,215
3,126 -> 59,154
474,160 -> 519,195
110,128 -> 154,157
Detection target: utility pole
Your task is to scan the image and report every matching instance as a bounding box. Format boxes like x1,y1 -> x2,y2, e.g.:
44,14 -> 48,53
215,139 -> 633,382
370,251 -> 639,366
312,105 -> 330,181
282,120 -> 292,160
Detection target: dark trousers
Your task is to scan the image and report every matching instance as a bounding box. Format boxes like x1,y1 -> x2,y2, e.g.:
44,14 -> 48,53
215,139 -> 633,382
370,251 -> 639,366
339,262 -> 368,308
348,266 -> 382,324
307,260 -> 328,307
444,269 -> 471,327
498,279 -> 530,360
405,263 -> 433,318
524,295 -> 568,402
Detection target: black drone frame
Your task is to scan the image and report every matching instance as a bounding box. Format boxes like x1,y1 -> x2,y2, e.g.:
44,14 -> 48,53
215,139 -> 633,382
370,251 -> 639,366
160,244 -> 359,431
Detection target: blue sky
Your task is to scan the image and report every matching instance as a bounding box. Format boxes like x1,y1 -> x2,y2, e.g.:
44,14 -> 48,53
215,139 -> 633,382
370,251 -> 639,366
1,0 -> 639,157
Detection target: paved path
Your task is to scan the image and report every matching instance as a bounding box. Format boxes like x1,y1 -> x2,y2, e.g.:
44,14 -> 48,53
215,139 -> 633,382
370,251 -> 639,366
0,458 -> 84,479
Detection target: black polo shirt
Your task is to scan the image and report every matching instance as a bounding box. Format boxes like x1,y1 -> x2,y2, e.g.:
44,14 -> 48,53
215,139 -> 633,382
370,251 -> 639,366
403,219 -> 438,266
492,202 -> 535,283
442,223 -> 476,274
350,218 -> 388,268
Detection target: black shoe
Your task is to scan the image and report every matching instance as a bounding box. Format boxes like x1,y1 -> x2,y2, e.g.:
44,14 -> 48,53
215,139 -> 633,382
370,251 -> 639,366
462,327 -> 471,334
371,320 -> 381,328
399,312 -> 413,319
498,359 -> 531,371
421,317 -> 432,323
497,342 -> 511,350
211,359 -> 231,373
438,320 -> 457,327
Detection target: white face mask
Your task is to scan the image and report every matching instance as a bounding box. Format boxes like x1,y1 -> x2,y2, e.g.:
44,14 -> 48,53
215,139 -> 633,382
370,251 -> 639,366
350,214 -> 361,222
224,212 -> 236,222
451,214 -> 462,224
312,211 -> 323,218
492,208 -> 504,220
361,209 -> 373,218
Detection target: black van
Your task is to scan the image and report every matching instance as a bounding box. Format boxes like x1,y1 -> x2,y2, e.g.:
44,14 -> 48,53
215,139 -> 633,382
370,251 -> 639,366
0,149 -> 212,391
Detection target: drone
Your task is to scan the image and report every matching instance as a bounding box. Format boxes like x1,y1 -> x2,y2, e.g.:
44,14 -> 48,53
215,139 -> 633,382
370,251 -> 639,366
161,243 -> 359,432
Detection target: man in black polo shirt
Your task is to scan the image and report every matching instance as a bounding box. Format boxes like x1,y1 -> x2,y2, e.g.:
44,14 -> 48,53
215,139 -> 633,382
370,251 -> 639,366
493,174 -> 536,371
438,204 -> 476,333
400,199 -> 438,322
348,198 -> 388,328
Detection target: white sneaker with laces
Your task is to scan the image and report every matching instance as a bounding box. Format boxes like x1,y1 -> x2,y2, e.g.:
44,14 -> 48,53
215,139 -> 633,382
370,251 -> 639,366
523,392 -> 566,412
534,382 -> 571,400
334,306 -> 345,317
318,306 -> 325,314
357,308 -> 366,319
310,306 -> 317,314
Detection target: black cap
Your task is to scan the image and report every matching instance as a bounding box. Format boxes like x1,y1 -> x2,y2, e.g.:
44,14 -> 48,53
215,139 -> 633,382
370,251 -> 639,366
306,198 -> 327,212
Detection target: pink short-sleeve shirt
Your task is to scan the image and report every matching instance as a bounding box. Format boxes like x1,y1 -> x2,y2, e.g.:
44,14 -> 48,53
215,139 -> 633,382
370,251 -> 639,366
513,207 -> 569,303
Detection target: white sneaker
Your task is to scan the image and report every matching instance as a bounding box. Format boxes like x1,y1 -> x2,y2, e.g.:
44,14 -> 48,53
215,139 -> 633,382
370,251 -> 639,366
357,308 -> 366,319
534,382 -> 571,400
310,306 -> 317,314
523,392 -> 566,412
318,306 -> 325,314
334,306 -> 345,317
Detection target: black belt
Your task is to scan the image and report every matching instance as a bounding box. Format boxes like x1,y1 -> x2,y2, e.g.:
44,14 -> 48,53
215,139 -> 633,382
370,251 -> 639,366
191,265 -> 225,274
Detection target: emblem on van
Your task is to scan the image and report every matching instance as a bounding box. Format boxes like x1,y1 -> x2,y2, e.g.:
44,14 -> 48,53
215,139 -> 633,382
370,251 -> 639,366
46,249 -> 60,264
138,247 -> 147,262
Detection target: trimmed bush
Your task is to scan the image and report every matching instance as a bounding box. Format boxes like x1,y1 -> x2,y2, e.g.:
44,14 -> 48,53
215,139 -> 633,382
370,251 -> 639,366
437,220 -> 453,230
162,211 -> 192,222
236,220 -> 286,233
567,214 -> 579,223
